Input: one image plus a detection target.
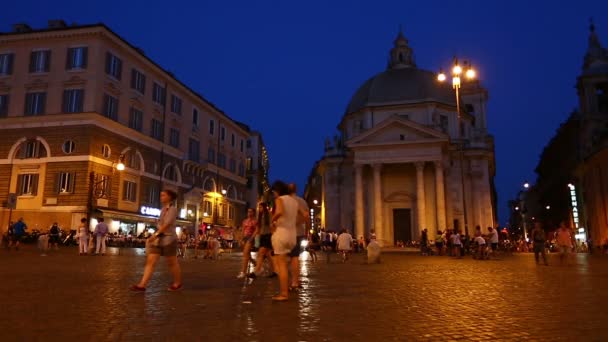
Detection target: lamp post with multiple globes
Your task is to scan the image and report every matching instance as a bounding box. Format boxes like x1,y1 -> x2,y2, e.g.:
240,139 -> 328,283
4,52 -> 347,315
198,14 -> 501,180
437,58 -> 476,236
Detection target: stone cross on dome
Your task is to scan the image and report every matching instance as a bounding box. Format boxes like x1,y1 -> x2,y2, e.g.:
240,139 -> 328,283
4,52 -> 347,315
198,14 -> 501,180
387,26 -> 416,69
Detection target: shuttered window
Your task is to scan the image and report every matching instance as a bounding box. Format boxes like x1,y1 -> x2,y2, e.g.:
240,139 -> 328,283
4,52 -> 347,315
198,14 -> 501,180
17,174 -> 39,195
29,50 -> 51,73
63,89 -> 84,113
131,69 -> 146,94
24,92 -> 46,116
66,47 -> 88,69
0,53 -> 14,75
57,172 -> 75,193
105,52 -> 122,79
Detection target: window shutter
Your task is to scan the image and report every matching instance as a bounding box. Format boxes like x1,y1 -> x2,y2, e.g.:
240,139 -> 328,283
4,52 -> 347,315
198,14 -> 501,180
7,54 -> 14,74
16,175 -> 23,195
62,90 -> 70,112
66,48 -> 73,69
44,51 -> 51,72
141,74 -> 146,94
131,69 -> 136,89
116,59 -> 122,80
32,174 -> 39,195
29,52 -> 36,72
78,90 -> 84,112
123,181 -> 127,200
55,173 -> 62,193
103,94 -> 109,116
105,52 -> 111,74
40,93 -> 46,115
69,172 -> 76,193
81,47 -> 88,68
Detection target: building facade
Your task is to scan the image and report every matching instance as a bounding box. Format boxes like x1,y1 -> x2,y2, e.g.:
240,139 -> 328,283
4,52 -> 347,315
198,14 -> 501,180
529,21 -> 608,249
306,31 -> 497,245
575,21 -> 608,248
0,21 -> 263,234
244,130 -> 270,207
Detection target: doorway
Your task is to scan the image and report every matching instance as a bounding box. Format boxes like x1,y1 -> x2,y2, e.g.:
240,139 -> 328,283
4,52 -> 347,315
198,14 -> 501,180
393,209 -> 412,243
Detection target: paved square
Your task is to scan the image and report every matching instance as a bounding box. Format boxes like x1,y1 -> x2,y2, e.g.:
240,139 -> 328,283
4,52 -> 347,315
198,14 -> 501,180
0,247 -> 606,341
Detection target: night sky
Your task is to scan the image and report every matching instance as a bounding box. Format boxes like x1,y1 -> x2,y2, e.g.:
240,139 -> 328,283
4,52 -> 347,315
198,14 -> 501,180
3,0 -> 608,223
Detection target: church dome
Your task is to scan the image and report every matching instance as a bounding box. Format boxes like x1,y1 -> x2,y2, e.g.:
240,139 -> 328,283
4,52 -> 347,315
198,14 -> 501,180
345,31 -> 455,115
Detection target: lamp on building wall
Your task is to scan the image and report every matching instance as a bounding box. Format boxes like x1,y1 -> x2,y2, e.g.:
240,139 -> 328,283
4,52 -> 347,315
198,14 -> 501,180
116,154 -> 126,171
87,154 -> 125,229
437,57 -> 477,236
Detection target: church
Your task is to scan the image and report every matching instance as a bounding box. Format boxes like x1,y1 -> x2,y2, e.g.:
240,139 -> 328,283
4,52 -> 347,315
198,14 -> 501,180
305,31 -> 497,245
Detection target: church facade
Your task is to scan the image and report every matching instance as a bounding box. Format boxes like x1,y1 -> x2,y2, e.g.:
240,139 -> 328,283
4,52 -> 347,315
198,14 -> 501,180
307,31 -> 497,245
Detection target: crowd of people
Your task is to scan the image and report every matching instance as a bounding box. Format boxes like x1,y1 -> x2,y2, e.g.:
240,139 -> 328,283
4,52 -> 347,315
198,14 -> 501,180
5,186 -> 606,298
389,221 -> 593,266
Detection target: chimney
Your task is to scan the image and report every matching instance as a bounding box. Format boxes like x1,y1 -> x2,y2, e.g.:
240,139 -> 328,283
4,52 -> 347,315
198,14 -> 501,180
12,23 -> 32,33
48,19 -> 67,29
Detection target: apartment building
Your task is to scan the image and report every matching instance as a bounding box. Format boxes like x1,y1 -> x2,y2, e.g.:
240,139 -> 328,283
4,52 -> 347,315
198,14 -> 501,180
0,20 -> 260,234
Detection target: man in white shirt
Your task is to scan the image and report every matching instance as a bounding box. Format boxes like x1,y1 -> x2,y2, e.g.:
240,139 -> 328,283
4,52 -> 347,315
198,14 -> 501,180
288,183 -> 310,290
337,229 -> 353,262
474,235 -> 487,259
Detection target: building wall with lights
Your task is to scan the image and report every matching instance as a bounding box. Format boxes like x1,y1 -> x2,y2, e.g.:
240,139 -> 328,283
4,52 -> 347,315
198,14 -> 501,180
532,23 -> 608,248
0,21 -> 260,233
306,31 -> 497,245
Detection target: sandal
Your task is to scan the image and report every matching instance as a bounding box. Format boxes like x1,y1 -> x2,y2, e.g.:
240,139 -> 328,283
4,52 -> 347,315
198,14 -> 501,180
272,295 -> 288,302
129,285 -> 146,292
168,284 -> 183,292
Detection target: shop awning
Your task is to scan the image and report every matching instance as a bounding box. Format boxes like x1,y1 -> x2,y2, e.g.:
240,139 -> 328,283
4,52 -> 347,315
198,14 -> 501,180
97,209 -> 159,224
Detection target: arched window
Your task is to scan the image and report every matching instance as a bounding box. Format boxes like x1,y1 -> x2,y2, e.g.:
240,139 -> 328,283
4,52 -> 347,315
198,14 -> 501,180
227,186 -> 237,200
203,177 -> 216,192
164,164 -> 179,182
124,150 -> 141,170
17,139 -> 48,159
102,144 -> 111,158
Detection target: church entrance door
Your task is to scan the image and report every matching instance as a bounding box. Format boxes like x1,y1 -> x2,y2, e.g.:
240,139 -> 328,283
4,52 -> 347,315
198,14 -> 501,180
393,209 -> 412,243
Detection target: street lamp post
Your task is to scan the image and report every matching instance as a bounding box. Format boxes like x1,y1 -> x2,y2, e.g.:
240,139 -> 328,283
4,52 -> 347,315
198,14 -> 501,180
518,182 -> 530,241
438,58 -> 476,236
87,155 -> 125,229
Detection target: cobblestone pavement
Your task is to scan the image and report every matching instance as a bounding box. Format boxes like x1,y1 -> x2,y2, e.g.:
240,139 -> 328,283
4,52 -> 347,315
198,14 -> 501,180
0,246 -> 607,341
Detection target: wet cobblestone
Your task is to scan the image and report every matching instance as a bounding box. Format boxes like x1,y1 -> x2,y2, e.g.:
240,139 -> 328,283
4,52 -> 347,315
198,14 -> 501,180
0,247 -> 606,341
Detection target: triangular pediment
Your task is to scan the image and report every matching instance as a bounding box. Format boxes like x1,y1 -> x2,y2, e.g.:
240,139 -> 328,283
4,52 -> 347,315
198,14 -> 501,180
346,115 -> 448,146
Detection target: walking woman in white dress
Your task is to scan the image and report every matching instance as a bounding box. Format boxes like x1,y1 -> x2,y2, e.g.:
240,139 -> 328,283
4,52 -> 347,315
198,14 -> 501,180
270,181 -> 308,301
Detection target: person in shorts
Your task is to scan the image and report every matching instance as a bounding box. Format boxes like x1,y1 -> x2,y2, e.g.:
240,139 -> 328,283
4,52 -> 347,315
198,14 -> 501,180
288,183 -> 309,290
9,218 -> 27,251
556,222 -> 574,266
248,202 -> 275,278
237,208 -> 258,279
130,190 -> 182,292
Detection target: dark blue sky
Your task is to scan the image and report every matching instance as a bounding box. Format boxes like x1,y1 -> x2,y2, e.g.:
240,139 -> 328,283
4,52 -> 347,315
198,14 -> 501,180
3,0 -> 608,223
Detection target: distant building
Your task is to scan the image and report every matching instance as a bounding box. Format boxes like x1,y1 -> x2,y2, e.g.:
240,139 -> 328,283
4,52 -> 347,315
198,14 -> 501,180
531,21 -> 608,248
305,30 -> 497,245
0,21 -> 265,234
242,128 -> 270,208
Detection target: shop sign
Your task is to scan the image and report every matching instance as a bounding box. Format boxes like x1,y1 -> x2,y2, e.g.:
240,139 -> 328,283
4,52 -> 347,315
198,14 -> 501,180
141,206 -> 161,217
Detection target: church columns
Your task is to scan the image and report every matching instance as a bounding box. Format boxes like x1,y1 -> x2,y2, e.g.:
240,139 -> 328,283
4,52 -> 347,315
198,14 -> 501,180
372,163 -> 383,242
415,162 -> 426,233
354,164 -> 364,240
434,161 -> 447,231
